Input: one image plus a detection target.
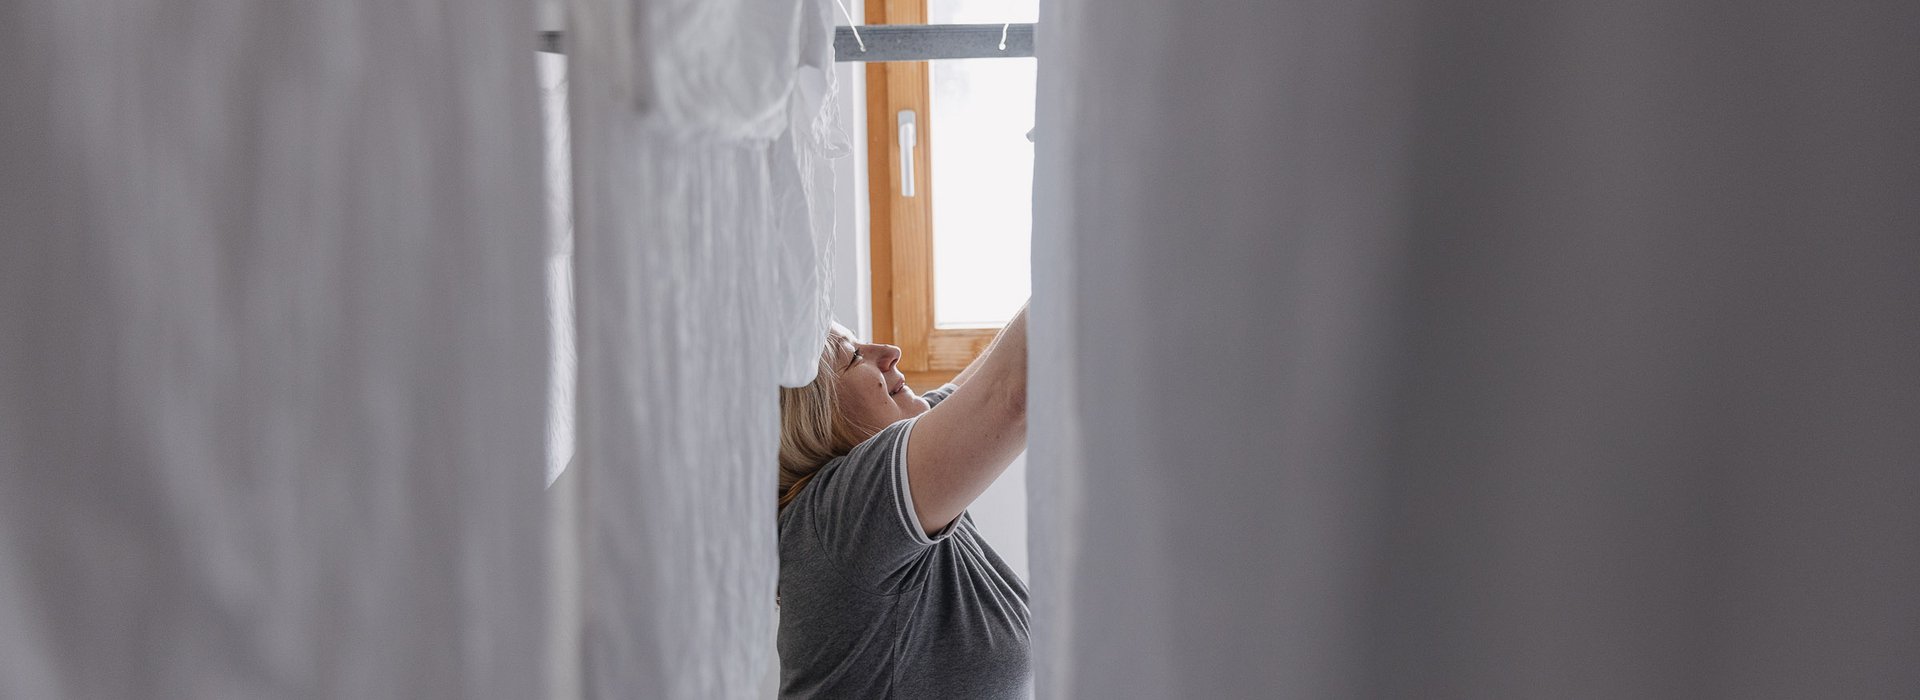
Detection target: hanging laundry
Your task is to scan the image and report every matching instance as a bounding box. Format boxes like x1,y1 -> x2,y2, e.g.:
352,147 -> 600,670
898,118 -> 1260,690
0,1 -> 548,697
564,0 -> 844,697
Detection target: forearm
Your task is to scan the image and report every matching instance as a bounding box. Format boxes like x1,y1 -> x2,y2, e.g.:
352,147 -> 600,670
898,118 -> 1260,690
952,302 -> 1028,386
969,307 -> 1027,408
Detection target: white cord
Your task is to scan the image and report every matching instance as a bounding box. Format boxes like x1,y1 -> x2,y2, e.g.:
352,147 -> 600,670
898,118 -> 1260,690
834,0 -> 866,52
999,22 -> 1011,51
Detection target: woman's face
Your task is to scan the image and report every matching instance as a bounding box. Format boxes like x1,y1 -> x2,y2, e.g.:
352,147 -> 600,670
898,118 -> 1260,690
828,323 -> 929,437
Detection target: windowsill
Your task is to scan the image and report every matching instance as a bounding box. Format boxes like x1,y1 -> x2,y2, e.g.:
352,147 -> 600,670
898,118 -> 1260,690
906,370 -> 960,392
933,321 -> 1010,331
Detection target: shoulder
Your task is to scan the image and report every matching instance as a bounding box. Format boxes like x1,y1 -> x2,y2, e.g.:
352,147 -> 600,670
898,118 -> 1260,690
779,419 -> 913,522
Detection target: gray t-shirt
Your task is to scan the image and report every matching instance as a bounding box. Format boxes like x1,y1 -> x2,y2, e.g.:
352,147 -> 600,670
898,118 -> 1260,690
777,385 -> 1031,699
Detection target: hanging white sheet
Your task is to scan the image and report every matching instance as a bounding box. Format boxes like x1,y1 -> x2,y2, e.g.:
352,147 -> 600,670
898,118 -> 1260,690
0,1 -> 548,697
771,0 -> 849,388
564,0 -> 842,697
545,52 -> 581,488
1030,1 -> 1920,698
615,0 -> 805,140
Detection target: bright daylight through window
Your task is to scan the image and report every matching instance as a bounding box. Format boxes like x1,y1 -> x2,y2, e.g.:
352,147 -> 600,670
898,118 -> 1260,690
929,0 -> 1037,328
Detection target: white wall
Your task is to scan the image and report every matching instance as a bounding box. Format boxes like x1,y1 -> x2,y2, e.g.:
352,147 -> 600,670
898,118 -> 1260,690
969,455 -> 1029,580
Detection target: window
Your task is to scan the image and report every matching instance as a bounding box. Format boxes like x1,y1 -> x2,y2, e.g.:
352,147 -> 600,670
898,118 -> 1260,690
865,0 -> 1037,389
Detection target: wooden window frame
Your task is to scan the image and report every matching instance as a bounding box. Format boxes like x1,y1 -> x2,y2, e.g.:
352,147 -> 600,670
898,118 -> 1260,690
865,0 -> 1001,390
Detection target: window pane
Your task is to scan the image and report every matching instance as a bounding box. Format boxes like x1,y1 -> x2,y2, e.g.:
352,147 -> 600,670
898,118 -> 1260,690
928,0 -> 1038,23
928,55 -> 1035,328
928,0 -> 1037,328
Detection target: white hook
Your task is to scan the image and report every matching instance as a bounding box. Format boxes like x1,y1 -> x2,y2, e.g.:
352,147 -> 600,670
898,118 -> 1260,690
834,0 -> 866,52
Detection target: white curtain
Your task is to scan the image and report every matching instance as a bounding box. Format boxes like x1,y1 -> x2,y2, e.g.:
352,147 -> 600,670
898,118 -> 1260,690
0,1 -> 547,698
1030,1 -> 1920,698
563,0 -> 841,697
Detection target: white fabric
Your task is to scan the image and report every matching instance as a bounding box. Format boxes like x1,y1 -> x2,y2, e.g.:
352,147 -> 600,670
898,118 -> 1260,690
0,2 -> 547,698
544,53 -> 581,487
771,0 -> 849,388
565,0 -> 842,697
540,54 -> 585,700
619,0 -> 805,141
1030,1 -> 1920,699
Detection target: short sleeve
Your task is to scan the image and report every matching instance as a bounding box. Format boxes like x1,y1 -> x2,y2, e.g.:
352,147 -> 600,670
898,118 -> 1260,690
921,383 -> 960,408
792,417 -> 952,591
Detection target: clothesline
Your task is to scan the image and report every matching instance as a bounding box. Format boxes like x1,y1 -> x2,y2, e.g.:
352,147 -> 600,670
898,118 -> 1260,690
537,24 -> 1035,62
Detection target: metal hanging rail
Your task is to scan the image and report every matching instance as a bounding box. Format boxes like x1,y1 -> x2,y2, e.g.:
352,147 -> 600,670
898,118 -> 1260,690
833,23 -> 1034,61
537,24 -> 1034,62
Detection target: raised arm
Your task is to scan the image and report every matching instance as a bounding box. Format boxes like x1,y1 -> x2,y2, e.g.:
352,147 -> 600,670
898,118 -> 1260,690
904,303 -> 1028,535
949,323 -> 1003,386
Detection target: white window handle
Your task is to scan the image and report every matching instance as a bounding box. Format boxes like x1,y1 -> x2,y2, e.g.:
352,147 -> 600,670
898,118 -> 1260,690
898,110 -> 917,198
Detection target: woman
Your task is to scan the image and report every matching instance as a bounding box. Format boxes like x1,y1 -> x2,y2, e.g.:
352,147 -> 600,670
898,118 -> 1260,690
776,303 -> 1030,699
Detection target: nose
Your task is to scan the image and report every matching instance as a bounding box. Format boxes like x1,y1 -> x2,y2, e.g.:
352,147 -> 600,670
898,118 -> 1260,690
875,344 -> 902,373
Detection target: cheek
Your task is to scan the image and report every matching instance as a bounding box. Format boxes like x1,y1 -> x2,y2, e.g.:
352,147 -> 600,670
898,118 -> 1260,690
847,395 -> 880,421
838,381 -> 889,420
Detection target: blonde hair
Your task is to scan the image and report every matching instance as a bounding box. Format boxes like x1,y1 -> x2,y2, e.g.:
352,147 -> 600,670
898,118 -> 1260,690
778,328 -> 874,511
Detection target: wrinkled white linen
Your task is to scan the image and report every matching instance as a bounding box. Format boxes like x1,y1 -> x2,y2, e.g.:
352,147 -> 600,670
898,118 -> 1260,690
544,53 -> 581,488
1030,1 -> 1920,698
564,0 -> 842,697
604,0 -> 805,140
771,0 -> 850,388
0,1 -> 547,698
